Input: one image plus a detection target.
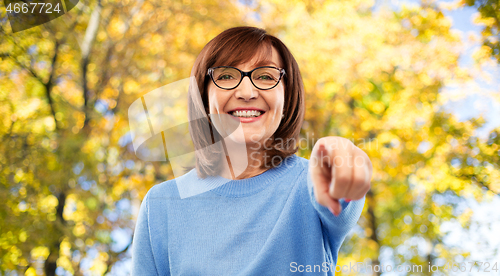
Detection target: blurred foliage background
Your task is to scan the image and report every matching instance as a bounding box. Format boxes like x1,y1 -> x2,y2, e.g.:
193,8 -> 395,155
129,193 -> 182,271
1,0 -> 499,275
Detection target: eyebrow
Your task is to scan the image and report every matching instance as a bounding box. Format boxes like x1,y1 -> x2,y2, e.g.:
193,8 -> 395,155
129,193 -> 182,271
252,60 -> 279,68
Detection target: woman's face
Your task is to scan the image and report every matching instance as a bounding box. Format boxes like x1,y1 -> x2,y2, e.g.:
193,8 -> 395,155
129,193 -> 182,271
207,47 -> 285,147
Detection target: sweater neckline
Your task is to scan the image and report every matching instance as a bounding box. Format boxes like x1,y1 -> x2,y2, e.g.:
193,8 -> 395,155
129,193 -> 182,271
197,154 -> 299,197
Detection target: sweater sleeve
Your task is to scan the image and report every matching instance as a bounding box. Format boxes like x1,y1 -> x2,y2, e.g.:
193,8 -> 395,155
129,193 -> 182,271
131,189 -> 162,276
306,167 -> 365,255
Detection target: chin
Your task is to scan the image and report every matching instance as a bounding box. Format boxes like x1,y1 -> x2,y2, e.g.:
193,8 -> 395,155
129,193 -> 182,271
226,133 -> 259,145
226,133 -> 247,144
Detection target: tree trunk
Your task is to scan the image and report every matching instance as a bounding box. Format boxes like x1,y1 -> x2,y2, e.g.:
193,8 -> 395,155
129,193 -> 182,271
366,189 -> 381,276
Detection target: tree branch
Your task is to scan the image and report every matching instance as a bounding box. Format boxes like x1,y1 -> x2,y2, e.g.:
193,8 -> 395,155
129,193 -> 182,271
45,39 -> 61,131
0,31 -> 60,130
0,29 -> 45,82
455,172 -> 499,196
81,0 -> 103,129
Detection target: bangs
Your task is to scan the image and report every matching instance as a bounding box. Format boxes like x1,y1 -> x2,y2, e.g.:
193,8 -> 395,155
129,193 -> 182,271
211,37 -> 280,68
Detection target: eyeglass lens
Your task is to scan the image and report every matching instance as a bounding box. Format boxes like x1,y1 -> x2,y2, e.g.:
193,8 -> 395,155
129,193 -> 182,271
212,67 -> 281,89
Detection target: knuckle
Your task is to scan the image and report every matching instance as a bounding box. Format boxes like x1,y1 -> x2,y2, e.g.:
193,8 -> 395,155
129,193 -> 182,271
336,176 -> 351,186
352,176 -> 364,187
335,171 -> 351,184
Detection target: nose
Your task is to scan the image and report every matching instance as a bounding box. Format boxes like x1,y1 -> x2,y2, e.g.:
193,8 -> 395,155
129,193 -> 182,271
234,76 -> 258,101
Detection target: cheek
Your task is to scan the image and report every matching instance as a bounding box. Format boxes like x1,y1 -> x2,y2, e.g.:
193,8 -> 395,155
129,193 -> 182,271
278,93 -> 285,108
268,90 -> 285,111
207,91 -> 215,113
207,88 -> 227,113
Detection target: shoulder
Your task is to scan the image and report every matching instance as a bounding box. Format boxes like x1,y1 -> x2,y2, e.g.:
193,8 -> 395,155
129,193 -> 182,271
293,154 -> 309,169
285,154 -> 309,177
276,154 -> 310,188
145,168 -> 198,201
273,154 -> 309,175
265,154 -> 309,184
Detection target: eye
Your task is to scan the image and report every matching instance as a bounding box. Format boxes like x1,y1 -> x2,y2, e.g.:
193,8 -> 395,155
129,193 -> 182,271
255,74 -> 275,81
217,74 -> 235,80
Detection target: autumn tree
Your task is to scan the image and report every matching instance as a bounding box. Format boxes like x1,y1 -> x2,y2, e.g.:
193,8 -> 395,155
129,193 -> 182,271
1,0 -> 246,274
463,0 -> 500,63
2,0 -> 499,275
253,0 -> 500,275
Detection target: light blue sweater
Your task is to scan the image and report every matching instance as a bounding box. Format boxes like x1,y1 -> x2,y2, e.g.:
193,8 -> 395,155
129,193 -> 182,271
131,154 -> 365,275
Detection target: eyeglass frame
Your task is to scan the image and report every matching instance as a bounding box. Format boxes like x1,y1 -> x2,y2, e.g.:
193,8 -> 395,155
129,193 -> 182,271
207,66 -> 286,90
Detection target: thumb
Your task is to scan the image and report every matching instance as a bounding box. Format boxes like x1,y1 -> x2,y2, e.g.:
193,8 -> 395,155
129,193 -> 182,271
325,197 -> 342,216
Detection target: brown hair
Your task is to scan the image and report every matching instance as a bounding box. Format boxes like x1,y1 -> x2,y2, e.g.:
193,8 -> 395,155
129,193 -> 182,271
187,26 -> 305,179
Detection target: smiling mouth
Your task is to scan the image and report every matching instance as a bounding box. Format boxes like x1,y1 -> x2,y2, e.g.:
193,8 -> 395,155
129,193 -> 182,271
229,110 -> 265,118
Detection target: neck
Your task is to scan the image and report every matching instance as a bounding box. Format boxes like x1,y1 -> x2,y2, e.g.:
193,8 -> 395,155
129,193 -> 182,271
218,138 -> 268,180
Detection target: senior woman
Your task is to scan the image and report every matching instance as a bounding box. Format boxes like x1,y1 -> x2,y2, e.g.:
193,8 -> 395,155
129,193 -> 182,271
131,26 -> 372,275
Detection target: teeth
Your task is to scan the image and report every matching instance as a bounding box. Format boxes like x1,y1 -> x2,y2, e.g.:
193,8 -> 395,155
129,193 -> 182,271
231,110 -> 262,117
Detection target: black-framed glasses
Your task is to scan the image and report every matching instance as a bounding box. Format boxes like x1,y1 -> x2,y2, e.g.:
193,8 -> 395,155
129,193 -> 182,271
207,66 -> 286,90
